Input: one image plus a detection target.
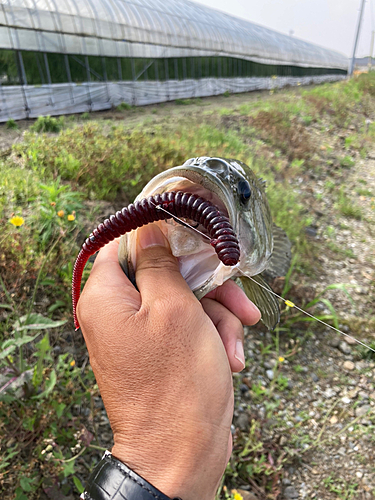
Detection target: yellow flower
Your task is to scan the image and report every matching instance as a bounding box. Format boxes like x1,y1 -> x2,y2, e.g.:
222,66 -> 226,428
70,360 -> 76,367
67,213 -> 75,221
279,356 -> 285,363
9,216 -> 24,227
231,490 -> 243,500
57,210 -> 65,217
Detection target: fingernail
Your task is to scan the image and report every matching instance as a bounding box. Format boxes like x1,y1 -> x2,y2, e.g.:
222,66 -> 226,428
234,340 -> 245,369
138,224 -> 169,249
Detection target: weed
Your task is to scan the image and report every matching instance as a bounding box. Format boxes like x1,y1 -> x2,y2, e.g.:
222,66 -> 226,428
293,364 -> 304,373
248,109 -> 315,161
223,90 -> 230,98
302,79 -> 363,126
345,136 -> 357,149
358,340 -> 375,360
222,420 -> 286,499
281,283 -> 354,331
15,121 -> 266,203
325,179 -> 336,191
251,381 -> 268,400
290,158 -> 305,169
175,98 -> 192,105
34,179 -> 83,248
336,188 -> 362,219
175,98 -> 201,105
356,187 -> 374,197
323,475 -> 358,499
6,118 -> 18,130
81,112 -> 91,120
327,241 -> 356,259
356,72 -> 375,96
275,373 -> 289,391
116,102 -> 132,111
340,155 -> 355,168
31,115 -> 65,133
325,225 -> 336,238
302,115 -> 313,126
218,108 -> 233,116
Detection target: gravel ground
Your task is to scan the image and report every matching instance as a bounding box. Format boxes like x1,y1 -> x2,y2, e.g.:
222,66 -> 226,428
231,113 -> 375,499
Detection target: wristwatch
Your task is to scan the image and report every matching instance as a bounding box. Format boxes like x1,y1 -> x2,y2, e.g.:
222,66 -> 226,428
81,450 -> 182,500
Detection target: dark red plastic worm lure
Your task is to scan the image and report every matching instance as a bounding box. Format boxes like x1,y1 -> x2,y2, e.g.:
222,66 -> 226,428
72,191 -> 240,330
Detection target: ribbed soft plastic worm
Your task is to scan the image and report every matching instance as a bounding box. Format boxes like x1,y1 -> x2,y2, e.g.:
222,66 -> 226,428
72,191 -> 240,330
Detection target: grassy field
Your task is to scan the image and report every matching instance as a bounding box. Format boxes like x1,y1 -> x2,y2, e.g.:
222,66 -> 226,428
1,74 -> 375,500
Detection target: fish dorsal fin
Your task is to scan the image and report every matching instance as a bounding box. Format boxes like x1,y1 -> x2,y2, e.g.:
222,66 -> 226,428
240,274 -> 280,330
262,223 -> 292,283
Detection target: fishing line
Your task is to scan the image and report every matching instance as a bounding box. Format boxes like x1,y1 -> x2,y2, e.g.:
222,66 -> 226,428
150,201 -> 211,240
147,204 -> 375,354
246,276 -> 375,354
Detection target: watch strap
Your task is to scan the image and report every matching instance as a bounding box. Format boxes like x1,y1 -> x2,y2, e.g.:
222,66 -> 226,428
81,451 -> 181,500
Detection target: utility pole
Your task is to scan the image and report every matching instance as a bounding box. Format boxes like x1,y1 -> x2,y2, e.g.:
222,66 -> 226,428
349,0 -> 366,76
369,30 -> 375,71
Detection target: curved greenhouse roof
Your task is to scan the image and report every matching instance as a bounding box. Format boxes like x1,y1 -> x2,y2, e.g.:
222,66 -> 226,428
0,0 -> 348,121
0,0 -> 347,69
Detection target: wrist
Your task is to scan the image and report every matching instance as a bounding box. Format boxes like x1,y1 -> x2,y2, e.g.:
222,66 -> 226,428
83,451 -> 182,500
111,444 -> 198,500
112,430 -> 228,500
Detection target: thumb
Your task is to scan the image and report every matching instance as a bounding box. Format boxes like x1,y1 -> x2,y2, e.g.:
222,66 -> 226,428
135,223 -> 194,305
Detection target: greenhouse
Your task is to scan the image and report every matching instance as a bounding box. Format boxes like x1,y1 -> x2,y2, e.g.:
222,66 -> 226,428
0,0 -> 348,121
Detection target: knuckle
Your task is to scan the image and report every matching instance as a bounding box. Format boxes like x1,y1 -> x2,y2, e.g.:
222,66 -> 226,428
76,284 -> 103,328
231,315 -> 244,337
142,293 -> 197,331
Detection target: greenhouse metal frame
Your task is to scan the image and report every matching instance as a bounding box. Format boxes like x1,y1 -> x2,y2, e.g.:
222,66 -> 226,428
0,0 -> 348,121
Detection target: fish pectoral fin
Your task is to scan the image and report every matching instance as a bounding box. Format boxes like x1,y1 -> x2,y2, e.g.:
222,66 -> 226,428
262,223 -> 292,283
240,274 -> 280,330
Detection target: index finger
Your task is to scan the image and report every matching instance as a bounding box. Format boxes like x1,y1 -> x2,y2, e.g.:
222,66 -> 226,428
204,279 -> 261,326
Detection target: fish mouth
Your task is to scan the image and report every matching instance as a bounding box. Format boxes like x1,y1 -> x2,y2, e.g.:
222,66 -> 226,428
134,168 -> 239,294
136,166 -> 235,225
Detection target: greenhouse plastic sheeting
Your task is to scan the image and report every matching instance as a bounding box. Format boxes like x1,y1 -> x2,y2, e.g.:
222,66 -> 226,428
0,74 -> 346,121
0,0 -> 347,70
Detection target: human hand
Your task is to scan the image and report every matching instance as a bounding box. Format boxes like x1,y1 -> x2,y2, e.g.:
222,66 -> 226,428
77,224 -> 260,500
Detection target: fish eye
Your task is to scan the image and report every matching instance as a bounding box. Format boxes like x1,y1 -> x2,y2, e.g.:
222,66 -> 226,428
238,179 -> 251,204
204,158 -> 228,173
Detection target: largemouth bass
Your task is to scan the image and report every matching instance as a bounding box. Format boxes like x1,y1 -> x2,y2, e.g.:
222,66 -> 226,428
118,156 -> 291,329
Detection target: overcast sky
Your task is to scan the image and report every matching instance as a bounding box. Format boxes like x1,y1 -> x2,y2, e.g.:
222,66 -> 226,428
194,0 -> 374,58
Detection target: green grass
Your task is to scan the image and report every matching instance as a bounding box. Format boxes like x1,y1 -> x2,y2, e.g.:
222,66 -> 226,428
336,188 -> 363,220
31,115 -> 65,133
175,97 -> 202,105
356,187 -> 374,197
5,118 -> 18,130
116,102 -> 132,111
